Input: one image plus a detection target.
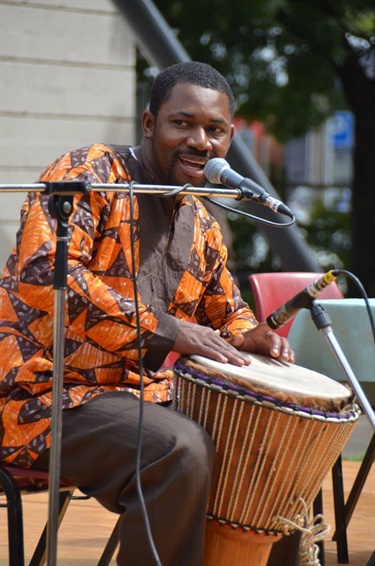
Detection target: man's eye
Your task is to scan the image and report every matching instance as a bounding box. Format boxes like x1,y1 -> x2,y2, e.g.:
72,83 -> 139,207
174,120 -> 189,127
208,126 -> 224,135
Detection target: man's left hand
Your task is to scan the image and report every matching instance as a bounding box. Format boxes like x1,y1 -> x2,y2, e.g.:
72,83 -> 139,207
229,322 -> 295,363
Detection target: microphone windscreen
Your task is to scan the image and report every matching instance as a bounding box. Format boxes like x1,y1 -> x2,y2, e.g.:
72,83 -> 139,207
204,158 -> 228,184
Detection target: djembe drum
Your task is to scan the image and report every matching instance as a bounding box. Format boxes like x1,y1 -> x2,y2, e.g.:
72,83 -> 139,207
173,354 -> 359,566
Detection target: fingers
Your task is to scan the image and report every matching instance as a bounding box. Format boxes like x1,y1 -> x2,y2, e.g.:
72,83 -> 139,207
198,330 -> 250,366
174,322 -> 251,367
268,332 -> 295,363
173,320 -> 296,367
228,333 -> 244,349
238,323 -> 295,363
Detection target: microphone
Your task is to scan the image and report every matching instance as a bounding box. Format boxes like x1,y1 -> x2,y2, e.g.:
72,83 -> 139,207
266,270 -> 340,329
204,158 -> 294,218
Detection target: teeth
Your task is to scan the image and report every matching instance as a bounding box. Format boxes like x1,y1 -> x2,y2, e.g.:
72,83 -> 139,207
181,157 -> 205,167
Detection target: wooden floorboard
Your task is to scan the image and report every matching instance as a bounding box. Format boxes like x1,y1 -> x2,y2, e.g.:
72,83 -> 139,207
1,460 -> 373,565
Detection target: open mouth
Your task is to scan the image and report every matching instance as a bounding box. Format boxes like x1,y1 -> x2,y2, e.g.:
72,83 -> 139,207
178,155 -> 208,178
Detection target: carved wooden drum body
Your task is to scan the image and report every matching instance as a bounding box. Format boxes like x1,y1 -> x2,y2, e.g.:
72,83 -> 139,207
173,354 -> 359,566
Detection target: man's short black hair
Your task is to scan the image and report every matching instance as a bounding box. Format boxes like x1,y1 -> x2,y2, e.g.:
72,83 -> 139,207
149,61 -> 235,118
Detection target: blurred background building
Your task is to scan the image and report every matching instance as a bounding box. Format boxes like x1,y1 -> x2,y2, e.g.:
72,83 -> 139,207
0,0 -> 137,268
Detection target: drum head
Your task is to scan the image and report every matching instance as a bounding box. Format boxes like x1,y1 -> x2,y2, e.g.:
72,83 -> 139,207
187,354 -> 354,411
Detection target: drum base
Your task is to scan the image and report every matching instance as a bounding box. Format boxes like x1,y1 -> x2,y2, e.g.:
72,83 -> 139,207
204,521 -> 282,566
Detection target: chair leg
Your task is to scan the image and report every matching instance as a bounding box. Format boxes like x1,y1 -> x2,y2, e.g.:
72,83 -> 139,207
29,489 -> 74,566
331,455 -> 349,563
313,488 -> 325,566
341,432 -> 375,527
97,516 -> 120,566
0,466 -> 25,566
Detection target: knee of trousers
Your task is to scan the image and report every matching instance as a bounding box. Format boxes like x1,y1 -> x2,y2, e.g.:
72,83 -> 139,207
165,414 -> 217,496
102,415 -> 217,517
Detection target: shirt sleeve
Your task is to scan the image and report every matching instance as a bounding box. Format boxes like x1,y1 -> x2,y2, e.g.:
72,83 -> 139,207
193,201 -> 258,336
204,257 -> 258,338
16,145 -> 177,367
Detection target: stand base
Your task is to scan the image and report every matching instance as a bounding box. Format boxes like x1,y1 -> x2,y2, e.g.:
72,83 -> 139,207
204,521 -> 282,566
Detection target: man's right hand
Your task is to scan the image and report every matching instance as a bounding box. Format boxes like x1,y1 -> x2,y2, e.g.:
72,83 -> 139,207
172,320 -> 250,367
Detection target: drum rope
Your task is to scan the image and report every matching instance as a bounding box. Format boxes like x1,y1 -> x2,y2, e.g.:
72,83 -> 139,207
224,401 -> 249,519
298,420 -> 356,517
241,406 -> 294,526
273,418 -> 314,528
211,389 -> 225,439
237,406 -> 263,521
248,409 -> 281,527
277,419 -> 325,528
275,498 -> 330,566
218,401 -> 259,523
224,401 -> 247,519
214,395 -> 242,516
298,423 -> 339,509
210,391 -> 228,512
259,412 -> 300,528
299,421 -> 328,499
227,402 -> 272,522
199,385 -> 208,427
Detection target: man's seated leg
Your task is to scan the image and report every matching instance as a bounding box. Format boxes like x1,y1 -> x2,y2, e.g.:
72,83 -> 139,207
33,392 -> 215,566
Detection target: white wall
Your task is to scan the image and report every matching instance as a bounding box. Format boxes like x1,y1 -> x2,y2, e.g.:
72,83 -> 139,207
0,0 -> 136,268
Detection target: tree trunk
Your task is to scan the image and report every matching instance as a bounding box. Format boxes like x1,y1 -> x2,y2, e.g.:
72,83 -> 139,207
351,94 -> 375,298
336,48 -> 375,297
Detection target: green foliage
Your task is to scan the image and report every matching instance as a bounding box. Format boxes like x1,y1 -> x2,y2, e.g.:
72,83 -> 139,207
147,0 -> 374,141
227,207 -> 281,288
228,196 -> 352,291
303,199 -> 352,269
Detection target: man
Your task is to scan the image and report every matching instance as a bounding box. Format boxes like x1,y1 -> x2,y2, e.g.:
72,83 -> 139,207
0,62 -> 294,565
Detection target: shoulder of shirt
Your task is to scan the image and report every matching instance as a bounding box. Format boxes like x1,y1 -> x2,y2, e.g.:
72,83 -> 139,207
57,143 -> 132,165
77,143 -> 132,163
39,143 -> 134,183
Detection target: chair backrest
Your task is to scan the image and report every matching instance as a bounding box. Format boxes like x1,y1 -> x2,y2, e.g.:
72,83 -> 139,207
248,272 -> 344,337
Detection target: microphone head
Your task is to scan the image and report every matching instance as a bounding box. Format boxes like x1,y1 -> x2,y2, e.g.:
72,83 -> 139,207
204,158 -> 229,184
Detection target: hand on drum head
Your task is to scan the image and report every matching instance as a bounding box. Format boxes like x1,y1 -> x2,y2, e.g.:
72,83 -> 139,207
173,320 -> 251,366
229,322 -> 295,363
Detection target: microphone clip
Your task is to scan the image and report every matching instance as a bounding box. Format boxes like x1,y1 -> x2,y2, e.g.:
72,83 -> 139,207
238,184 -> 294,219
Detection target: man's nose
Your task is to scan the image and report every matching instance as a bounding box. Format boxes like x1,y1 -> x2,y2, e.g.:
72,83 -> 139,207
187,127 -> 212,151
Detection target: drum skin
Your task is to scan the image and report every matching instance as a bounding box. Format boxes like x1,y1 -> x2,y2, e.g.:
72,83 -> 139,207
173,354 -> 359,566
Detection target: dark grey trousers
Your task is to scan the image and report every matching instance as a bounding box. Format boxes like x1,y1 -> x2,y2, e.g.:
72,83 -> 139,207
32,392 -> 216,566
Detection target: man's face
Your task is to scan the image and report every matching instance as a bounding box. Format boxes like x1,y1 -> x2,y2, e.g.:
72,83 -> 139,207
143,82 -> 234,187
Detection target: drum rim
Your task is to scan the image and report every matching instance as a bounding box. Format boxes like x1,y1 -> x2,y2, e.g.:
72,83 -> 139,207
174,360 -> 360,423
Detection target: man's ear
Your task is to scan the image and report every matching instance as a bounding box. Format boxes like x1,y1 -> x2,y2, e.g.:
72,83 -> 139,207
229,123 -> 235,144
142,109 -> 155,138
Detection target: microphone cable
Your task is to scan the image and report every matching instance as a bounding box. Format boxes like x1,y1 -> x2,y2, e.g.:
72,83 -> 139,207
128,181 -> 162,566
159,182 -> 193,198
203,195 -> 295,228
336,269 -> 375,342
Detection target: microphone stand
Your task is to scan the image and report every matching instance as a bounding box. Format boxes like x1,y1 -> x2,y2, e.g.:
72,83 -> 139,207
306,299 -> 374,430
304,299 -> 374,563
0,179 -> 262,566
45,189 -> 75,565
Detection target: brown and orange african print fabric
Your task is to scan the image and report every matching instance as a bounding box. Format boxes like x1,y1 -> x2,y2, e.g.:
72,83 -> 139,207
0,144 -> 257,467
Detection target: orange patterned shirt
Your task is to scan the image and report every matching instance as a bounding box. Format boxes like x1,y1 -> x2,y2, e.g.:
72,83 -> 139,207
0,144 -> 257,467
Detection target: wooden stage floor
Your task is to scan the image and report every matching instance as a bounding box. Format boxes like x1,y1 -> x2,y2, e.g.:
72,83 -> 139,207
0,460 -> 374,565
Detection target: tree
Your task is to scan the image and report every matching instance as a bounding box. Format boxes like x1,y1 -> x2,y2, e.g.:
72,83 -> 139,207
141,0 -> 375,296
